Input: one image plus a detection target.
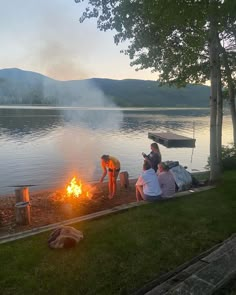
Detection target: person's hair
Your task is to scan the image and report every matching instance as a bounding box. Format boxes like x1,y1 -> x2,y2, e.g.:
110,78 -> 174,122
143,160 -> 152,170
151,142 -> 160,151
101,155 -> 109,161
159,162 -> 169,171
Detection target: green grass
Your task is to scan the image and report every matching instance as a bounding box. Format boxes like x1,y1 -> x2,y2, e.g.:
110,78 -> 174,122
1,171 -> 236,295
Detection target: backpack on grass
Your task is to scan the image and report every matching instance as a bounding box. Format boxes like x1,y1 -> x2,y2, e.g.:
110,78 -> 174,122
48,226 -> 83,249
164,161 -> 192,192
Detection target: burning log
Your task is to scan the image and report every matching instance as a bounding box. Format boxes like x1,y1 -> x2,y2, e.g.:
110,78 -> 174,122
66,177 -> 82,197
49,177 -> 105,217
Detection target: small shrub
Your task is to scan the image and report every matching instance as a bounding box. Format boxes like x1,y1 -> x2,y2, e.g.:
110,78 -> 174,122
206,144 -> 236,171
221,144 -> 236,170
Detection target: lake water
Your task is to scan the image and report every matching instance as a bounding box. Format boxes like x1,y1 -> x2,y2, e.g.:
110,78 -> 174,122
0,106 -> 233,195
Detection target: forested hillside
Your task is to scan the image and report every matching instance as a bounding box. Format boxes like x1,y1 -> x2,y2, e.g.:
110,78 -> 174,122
0,68 -> 210,107
91,78 -> 210,107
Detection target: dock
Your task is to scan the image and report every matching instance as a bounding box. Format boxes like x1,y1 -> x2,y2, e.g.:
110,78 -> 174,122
148,132 -> 196,148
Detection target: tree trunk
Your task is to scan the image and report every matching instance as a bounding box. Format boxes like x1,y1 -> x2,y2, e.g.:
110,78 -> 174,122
209,10 -> 222,182
216,58 -> 223,172
228,88 -> 236,145
209,93 -> 219,182
220,46 -> 236,145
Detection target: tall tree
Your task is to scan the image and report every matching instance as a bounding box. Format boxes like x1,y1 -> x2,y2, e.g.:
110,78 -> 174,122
208,0 -> 221,180
75,0 -> 236,181
216,0 -> 236,145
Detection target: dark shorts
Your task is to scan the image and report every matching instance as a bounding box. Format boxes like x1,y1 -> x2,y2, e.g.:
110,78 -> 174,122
143,194 -> 162,201
108,168 -> 120,172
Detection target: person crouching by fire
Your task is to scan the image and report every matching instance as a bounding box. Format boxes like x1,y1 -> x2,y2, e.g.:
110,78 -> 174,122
100,155 -> 120,199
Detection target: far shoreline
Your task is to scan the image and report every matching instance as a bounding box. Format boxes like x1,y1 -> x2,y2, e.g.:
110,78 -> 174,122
0,104 -> 210,111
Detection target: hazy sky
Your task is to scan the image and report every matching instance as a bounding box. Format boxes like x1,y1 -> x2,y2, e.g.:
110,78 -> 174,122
0,0 -> 157,81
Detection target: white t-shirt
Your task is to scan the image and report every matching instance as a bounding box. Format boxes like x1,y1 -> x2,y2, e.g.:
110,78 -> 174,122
136,168 -> 162,196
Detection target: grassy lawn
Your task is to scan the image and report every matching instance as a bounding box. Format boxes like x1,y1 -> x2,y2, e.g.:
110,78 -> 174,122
0,171 -> 236,295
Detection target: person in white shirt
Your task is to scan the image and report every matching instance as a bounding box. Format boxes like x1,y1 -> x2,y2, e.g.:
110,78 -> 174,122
157,162 -> 176,198
136,160 -> 162,201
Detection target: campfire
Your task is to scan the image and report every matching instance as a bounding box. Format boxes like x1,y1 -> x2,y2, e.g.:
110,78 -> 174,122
66,176 -> 94,199
49,176 -> 103,205
66,177 -> 87,198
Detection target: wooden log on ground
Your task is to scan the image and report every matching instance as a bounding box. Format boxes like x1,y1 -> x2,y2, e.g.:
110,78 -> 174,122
15,187 -> 30,203
15,202 -> 31,225
120,171 -> 129,189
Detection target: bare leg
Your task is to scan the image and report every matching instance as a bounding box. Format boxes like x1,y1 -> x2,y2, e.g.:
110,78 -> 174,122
108,172 -> 113,198
112,171 -> 119,197
112,178 -> 116,197
136,187 -> 141,201
136,185 -> 145,201
108,171 -> 119,198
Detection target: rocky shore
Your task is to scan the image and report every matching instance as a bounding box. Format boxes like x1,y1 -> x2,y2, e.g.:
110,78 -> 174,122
0,181 -> 137,237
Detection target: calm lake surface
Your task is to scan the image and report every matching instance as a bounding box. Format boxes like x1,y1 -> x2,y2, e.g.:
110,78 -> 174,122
0,106 -> 233,195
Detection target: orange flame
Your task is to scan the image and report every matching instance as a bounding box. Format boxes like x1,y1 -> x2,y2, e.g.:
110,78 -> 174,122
66,177 -> 82,198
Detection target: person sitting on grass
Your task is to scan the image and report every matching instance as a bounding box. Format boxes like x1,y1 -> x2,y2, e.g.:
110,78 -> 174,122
136,160 -> 162,202
99,154 -> 120,199
157,162 -> 176,198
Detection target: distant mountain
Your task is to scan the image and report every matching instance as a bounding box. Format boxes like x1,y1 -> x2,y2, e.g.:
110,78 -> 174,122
0,68 -> 210,107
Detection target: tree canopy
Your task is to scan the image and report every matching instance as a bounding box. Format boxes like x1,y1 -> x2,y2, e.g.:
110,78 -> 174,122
75,1 -> 236,85
76,1 -> 233,84
75,0 -> 236,181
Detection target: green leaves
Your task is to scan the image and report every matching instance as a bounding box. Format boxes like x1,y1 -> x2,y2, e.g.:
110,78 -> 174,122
75,0 -> 236,88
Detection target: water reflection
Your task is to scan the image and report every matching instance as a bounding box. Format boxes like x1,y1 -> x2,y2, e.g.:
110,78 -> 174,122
0,106 -> 233,195
123,108 -> 210,117
0,108 -> 64,140
0,107 -> 210,139
0,108 -> 124,138
121,108 -> 210,136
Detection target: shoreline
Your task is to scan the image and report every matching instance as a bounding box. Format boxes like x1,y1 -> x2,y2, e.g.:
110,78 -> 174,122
0,174 -> 208,237
0,180 -> 138,237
